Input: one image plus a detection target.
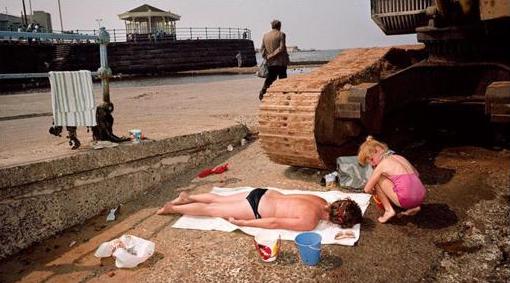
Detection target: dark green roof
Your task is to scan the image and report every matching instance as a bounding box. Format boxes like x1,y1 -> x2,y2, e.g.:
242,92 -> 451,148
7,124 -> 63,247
128,4 -> 165,13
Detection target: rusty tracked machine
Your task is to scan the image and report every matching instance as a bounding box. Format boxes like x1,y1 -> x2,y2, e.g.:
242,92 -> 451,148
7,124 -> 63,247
258,0 -> 510,169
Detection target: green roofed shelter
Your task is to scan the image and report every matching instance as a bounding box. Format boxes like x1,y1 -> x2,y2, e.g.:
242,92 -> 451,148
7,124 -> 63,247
118,4 -> 181,41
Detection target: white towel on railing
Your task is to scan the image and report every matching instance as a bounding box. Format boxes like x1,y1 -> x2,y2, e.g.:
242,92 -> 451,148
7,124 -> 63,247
49,70 -> 96,127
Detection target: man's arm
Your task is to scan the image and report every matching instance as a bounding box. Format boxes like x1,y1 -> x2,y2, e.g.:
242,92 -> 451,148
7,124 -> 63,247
229,217 -> 317,231
260,38 -> 267,59
267,33 -> 286,60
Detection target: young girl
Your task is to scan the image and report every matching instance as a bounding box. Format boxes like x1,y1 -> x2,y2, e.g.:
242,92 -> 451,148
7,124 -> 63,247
358,136 -> 426,223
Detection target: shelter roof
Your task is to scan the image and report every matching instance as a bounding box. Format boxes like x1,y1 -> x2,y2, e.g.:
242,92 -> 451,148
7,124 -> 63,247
118,4 -> 180,21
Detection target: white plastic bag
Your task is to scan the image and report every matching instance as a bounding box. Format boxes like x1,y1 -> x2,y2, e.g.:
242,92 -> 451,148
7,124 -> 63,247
94,234 -> 155,268
256,59 -> 268,78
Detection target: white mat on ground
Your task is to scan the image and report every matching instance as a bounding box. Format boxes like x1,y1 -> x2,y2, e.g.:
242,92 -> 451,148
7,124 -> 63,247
172,187 -> 371,246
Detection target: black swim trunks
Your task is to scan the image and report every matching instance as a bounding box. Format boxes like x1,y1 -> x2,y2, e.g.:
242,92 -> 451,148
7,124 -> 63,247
246,188 -> 268,219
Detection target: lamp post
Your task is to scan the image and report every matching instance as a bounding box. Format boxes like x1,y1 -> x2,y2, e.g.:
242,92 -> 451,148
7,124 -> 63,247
21,0 -> 28,26
96,18 -> 103,29
57,0 -> 64,32
28,0 -> 32,23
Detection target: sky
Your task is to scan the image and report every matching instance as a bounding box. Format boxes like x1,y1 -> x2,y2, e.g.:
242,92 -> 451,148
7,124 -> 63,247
2,0 -> 417,50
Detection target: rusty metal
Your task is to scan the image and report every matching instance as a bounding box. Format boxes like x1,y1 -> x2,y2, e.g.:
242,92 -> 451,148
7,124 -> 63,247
370,0 -> 434,35
258,46 -> 426,169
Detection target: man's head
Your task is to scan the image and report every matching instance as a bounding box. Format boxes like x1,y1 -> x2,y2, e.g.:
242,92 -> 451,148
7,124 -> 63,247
329,199 -> 362,228
271,20 -> 281,30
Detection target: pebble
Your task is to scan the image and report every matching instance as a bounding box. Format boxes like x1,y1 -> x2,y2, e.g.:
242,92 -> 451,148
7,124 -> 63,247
107,271 -> 116,277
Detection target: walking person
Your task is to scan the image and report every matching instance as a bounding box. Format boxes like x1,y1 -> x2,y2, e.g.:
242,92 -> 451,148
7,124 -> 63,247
259,20 -> 290,101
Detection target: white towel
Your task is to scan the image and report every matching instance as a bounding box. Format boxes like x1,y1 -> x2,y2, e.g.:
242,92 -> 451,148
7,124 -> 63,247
172,187 -> 372,246
49,70 -> 96,126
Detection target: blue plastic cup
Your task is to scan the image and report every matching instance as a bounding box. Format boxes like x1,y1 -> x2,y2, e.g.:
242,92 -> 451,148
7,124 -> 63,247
295,232 -> 322,266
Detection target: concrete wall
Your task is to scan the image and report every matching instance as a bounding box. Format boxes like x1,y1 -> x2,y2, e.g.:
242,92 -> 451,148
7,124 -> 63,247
0,125 -> 248,259
0,39 -> 256,74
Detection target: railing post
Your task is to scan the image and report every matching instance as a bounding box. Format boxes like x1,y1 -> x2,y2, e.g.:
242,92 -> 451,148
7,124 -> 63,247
190,27 -> 192,39
97,27 -> 111,104
237,28 -> 240,39
205,27 -> 208,39
218,27 -> 221,39
113,29 -> 116,42
229,27 -> 231,39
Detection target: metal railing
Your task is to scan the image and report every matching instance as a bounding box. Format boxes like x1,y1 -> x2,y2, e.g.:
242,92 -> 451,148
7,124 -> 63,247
0,27 -> 251,43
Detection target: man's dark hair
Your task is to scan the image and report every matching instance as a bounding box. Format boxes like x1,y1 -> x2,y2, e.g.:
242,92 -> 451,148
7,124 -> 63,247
271,20 -> 281,30
329,199 -> 362,228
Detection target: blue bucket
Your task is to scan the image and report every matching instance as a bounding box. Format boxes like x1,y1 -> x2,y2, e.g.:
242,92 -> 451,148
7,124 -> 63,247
295,232 -> 322,266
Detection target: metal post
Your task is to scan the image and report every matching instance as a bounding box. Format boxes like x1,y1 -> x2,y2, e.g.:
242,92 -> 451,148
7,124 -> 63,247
218,27 -> 221,39
57,0 -> 64,32
22,0 -> 28,27
97,27 -> 111,104
229,27 -> 231,39
205,27 -> 208,39
28,0 -> 33,23
113,29 -> 116,42
190,27 -> 192,39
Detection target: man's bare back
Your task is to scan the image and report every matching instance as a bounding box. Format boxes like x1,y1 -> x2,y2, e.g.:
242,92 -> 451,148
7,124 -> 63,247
257,191 -> 328,220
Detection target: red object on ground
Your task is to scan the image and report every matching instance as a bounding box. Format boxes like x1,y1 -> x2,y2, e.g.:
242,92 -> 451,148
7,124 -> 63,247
197,163 -> 229,178
211,163 -> 229,174
373,195 -> 385,211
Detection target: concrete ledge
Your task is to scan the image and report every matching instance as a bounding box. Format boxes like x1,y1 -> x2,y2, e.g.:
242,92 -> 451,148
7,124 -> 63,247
0,125 -> 248,259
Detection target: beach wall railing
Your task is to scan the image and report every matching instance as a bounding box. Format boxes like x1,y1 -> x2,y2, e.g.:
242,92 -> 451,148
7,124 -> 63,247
0,27 -> 252,43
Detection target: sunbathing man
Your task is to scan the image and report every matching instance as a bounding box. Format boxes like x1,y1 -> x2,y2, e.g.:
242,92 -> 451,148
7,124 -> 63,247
157,188 -> 362,231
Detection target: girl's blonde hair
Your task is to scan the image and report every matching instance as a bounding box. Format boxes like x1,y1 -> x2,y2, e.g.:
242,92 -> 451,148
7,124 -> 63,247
357,136 -> 388,166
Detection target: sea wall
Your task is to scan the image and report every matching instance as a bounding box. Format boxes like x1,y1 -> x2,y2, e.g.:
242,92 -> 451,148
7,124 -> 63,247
0,39 -> 256,75
0,125 -> 248,259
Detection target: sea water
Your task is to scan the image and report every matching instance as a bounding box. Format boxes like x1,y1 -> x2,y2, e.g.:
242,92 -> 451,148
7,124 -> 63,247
256,49 -> 342,64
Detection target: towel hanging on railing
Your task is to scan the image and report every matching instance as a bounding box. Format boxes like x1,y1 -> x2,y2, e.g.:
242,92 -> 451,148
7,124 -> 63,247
49,70 -> 97,127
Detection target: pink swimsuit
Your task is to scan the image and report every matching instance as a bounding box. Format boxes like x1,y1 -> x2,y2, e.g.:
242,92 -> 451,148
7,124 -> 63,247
388,173 -> 426,209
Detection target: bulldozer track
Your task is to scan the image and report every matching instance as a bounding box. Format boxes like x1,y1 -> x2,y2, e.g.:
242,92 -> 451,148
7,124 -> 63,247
258,46 -> 424,169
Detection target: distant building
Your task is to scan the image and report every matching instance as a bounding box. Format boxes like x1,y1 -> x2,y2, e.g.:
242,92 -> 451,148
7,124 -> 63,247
287,46 -> 301,52
118,4 -> 181,42
0,13 -> 23,31
31,11 -> 52,32
0,11 -> 52,32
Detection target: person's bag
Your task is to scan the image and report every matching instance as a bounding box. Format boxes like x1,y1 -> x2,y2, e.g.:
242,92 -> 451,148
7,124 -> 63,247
256,59 -> 268,78
336,156 -> 373,191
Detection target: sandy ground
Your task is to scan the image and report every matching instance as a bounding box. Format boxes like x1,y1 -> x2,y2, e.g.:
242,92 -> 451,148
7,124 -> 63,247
0,70 -> 509,282
0,73 -> 263,167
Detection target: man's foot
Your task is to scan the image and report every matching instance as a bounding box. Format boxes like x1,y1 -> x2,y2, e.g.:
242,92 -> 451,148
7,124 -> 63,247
378,209 -> 396,223
156,202 -> 177,215
170,191 -> 192,205
400,206 -> 421,216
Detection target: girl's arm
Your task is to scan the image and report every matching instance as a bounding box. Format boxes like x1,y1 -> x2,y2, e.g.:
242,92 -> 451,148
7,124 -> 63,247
364,165 -> 384,194
228,216 -> 316,231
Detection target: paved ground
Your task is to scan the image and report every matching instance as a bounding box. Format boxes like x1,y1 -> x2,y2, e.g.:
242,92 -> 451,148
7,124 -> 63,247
0,69 -> 509,282
0,139 -> 508,283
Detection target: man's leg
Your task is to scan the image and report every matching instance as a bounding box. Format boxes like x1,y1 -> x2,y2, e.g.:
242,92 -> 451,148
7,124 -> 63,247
157,199 -> 254,219
170,191 -> 250,205
278,66 -> 288,79
259,66 -> 278,100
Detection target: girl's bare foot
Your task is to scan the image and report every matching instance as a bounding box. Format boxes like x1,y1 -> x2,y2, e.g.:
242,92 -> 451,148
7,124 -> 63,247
170,192 -> 192,205
400,206 -> 421,216
157,202 -> 176,215
378,209 -> 396,223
